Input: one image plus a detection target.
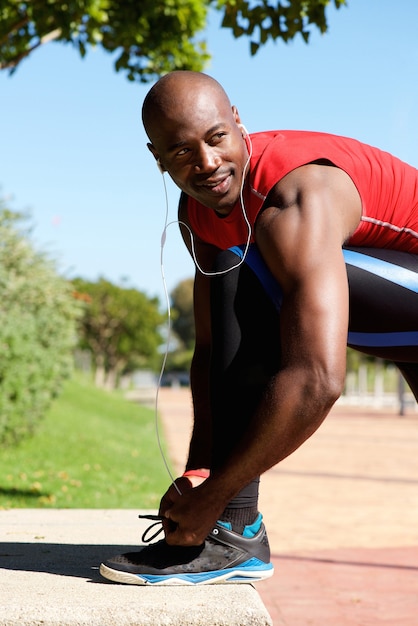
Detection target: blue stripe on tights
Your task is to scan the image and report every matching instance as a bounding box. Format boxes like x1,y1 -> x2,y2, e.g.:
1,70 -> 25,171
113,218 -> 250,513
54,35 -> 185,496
233,247 -> 418,302
229,245 -> 283,310
343,249 -> 418,293
348,331 -> 418,347
230,245 -> 418,348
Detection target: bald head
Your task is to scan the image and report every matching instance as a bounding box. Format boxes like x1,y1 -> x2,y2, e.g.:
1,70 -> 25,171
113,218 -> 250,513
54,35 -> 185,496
142,71 -> 232,144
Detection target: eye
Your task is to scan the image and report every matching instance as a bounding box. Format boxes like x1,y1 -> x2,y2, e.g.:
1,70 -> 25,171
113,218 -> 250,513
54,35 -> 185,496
210,132 -> 227,144
176,147 -> 190,156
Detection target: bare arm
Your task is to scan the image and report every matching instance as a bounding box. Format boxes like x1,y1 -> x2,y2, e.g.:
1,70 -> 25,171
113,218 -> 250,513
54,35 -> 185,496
163,165 -> 361,544
203,165 -> 359,505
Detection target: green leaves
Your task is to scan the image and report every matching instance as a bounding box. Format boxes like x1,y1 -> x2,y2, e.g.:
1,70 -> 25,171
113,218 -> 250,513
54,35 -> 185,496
0,0 -> 209,81
217,0 -> 347,54
0,203 -> 82,446
0,0 -> 347,81
170,277 -> 195,351
72,277 -> 164,388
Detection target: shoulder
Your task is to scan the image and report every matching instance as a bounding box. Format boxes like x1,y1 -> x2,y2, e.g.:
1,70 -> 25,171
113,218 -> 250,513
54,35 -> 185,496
262,163 -> 335,209
256,163 -> 362,244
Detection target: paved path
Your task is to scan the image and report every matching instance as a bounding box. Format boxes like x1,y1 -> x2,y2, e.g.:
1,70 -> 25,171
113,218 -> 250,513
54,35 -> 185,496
157,388 -> 418,626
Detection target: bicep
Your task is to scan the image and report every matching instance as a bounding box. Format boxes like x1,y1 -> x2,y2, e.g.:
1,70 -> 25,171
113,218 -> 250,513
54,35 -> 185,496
255,186 -> 349,378
279,255 -> 349,379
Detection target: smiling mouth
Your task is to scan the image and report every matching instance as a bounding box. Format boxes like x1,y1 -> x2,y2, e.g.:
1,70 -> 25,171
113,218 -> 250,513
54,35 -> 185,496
199,174 -> 232,195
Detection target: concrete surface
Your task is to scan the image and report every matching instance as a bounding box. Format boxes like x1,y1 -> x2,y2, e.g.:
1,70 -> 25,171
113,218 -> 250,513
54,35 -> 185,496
0,509 -> 273,626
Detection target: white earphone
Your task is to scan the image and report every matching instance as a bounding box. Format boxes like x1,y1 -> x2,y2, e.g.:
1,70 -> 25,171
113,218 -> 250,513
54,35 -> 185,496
156,158 -> 165,174
238,123 -> 249,137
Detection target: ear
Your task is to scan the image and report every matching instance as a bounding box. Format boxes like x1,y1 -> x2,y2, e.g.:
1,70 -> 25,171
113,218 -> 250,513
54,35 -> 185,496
231,106 -> 248,138
232,105 -> 242,126
147,142 -> 159,160
147,142 -> 165,172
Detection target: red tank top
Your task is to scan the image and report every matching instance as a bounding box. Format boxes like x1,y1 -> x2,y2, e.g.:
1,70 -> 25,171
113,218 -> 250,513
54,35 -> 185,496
187,130 -> 418,252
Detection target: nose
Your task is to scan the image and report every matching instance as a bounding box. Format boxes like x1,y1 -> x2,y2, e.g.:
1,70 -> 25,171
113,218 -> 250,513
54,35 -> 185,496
194,144 -> 221,172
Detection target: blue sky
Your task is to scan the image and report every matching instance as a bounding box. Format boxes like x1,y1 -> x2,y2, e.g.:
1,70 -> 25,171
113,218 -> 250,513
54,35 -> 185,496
0,0 -> 417,303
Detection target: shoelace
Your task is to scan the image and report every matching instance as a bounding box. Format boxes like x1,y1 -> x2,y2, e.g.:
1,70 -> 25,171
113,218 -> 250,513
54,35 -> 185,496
138,514 -> 165,543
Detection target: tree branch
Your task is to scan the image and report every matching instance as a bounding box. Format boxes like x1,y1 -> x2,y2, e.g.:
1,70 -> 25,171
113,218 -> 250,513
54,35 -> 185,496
0,28 -> 62,70
0,16 -> 29,46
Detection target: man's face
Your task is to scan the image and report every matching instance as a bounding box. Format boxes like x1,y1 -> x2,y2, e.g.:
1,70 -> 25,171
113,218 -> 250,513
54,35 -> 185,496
148,89 -> 249,214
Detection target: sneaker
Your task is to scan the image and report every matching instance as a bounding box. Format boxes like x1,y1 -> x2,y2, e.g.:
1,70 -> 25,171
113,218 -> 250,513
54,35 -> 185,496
99,517 -> 274,586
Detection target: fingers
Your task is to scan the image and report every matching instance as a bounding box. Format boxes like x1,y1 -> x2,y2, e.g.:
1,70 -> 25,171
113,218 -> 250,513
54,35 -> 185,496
164,518 -> 204,546
158,476 -> 192,516
161,515 -> 178,537
163,505 -> 214,546
157,477 -> 219,546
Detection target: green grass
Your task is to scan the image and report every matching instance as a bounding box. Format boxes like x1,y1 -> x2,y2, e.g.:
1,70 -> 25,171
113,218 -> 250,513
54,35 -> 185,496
0,373 -> 171,509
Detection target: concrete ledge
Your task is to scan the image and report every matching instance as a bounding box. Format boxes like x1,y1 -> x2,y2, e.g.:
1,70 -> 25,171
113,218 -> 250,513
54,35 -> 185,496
0,509 -> 273,626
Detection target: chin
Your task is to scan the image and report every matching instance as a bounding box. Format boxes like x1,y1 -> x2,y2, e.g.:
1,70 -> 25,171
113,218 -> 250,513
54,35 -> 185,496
209,193 -> 240,214
213,204 -> 235,217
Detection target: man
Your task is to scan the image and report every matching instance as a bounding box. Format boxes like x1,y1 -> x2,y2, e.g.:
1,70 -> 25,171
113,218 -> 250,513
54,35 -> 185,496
100,71 -> 418,585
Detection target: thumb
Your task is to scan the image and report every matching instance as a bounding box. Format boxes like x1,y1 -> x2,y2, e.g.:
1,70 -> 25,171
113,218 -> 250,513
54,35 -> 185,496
164,507 -> 177,522
162,510 -> 178,535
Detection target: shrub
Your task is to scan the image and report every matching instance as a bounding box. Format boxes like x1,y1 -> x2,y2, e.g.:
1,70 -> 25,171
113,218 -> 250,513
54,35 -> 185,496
0,207 -> 81,445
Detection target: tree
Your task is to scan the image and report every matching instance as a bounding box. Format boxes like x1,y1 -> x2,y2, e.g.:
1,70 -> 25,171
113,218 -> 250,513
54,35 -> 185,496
0,204 -> 81,446
0,0 -> 346,82
170,278 -> 195,350
161,278 -> 195,376
0,0 -> 209,81
72,277 -> 164,389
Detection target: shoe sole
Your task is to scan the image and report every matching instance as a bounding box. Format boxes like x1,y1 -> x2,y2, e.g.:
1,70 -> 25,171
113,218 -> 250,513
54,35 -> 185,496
99,562 -> 274,586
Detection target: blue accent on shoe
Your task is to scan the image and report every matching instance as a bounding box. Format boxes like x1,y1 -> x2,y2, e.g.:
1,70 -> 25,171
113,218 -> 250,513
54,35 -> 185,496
135,557 -> 274,585
216,520 -> 232,531
242,513 -> 263,538
217,513 -> 263,537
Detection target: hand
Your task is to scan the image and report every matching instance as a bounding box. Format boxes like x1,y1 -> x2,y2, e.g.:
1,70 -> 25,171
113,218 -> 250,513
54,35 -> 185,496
159,476 -> 194,517
163,479 -> 226,546
159,474 -> 209,541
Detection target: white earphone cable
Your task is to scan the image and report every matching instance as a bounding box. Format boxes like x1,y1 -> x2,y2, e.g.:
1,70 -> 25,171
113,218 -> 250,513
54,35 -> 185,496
154,131 -> 253,497
154,174 -> 182,494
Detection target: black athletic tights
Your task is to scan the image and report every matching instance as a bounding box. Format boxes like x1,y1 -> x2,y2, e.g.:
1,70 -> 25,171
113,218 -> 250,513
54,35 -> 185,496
209,245 -> 418,509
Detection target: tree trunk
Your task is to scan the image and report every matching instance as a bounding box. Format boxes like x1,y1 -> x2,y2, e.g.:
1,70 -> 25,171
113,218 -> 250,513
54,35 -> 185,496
94,354 -> 106,388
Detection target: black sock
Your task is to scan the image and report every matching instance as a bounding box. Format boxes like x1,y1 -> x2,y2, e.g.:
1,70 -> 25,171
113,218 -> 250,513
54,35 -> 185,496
219,506 -> 259,534
217,477 -> 260,533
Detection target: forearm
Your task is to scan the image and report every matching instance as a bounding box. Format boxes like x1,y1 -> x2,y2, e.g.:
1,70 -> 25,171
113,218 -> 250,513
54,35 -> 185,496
204,364 -> 342,508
